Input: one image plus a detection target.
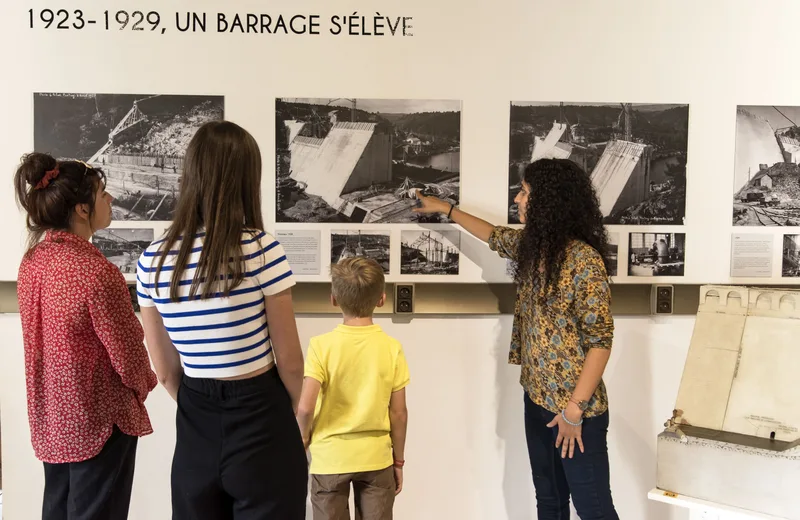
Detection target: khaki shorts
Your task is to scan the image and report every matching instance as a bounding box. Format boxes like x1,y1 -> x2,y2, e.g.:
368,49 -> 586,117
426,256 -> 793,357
311,466 -> 396,520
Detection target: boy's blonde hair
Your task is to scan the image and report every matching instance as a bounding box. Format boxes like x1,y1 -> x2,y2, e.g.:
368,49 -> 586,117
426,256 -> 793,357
330,256 -> 385,318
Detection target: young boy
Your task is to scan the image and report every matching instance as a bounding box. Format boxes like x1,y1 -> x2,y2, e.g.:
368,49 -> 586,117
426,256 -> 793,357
297,256 -> 410,520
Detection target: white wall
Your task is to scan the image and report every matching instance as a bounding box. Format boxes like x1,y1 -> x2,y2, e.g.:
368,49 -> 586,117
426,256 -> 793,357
1,313 -> 693,519
1,1 -> 794,517
3,0 -> 800,285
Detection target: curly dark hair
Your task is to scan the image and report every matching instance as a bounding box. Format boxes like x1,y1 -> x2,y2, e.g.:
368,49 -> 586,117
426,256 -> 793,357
512,159 -> 610,296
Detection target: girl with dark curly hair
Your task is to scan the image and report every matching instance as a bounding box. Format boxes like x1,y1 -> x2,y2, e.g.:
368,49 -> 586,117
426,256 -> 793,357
414,158 -> 619,519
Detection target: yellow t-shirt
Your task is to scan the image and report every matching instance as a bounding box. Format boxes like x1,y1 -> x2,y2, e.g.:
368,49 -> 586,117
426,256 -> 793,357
304,324 -> 410,475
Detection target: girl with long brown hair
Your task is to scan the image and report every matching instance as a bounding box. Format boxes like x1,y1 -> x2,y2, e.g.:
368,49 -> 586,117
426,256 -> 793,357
136,121 -> 308,519
14,152 -> 158,519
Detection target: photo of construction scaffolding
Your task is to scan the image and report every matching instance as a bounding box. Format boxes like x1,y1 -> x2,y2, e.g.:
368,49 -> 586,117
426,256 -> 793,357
276,98 -> 461,224
400,230 -> 460,275
627,232 -> 686,277
34,93 -> 224,221
330,230 -> 391,274
92,228 -> 154,275
782,235 -> 800,277
508,102 -> 689,225
604,232 -> 619,277
732,106 -> 800,226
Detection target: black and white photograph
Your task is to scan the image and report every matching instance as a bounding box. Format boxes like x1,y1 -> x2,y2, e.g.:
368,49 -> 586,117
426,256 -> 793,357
628,233 -> 685,277
34,93 -> 224,221
330,230 -> 391,274
782,235 -> 800,277
276,98 -> 461,224
733,106 -> 800,226
128,284 -> 141,313
604,232 -> 619,277
93,228 -> 154,275
400,229 -> 460,275
508,102 -> 689,225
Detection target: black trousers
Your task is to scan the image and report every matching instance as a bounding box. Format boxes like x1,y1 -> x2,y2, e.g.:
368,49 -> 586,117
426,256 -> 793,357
42,425 -> 138,520
172,368 -> 308,520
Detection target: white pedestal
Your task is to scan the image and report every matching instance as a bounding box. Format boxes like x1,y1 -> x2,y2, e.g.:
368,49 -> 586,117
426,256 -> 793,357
648,488 -> 787,520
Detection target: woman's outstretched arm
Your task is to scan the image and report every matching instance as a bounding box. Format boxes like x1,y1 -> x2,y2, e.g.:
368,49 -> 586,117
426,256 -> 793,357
412,190 -> 496,243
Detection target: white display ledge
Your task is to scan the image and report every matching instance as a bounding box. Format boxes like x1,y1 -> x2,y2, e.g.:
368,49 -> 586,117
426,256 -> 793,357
648,489 -> 786,519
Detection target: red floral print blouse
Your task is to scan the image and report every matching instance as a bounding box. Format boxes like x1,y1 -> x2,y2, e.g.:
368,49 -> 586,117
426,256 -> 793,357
17,230 -> 158,463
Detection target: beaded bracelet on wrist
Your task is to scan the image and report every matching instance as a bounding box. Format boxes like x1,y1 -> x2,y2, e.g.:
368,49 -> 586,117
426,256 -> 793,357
561,409 -> 583,426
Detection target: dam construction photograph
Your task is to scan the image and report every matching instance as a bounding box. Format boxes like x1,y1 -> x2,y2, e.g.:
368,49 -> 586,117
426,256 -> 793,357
733,105 -> 800,226
276,97 -> 461,224
508,102 -> 689,225
92,228 -> 154,275
330,230 -> 391,274
400,229 -> 460,275
34,93 -> 224,222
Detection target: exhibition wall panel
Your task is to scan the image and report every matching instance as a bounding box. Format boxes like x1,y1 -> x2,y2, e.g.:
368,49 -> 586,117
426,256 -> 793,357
1,0 -> 799,285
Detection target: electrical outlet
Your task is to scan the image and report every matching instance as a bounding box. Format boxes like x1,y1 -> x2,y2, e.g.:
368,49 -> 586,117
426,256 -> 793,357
394,284 -> 414,314
651,284 -> 674,315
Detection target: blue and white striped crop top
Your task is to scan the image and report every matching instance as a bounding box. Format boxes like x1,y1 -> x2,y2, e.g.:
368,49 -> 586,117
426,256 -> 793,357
136,229 -> 295,379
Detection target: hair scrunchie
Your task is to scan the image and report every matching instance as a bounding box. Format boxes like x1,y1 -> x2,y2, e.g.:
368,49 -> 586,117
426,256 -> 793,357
34,166 -> 60,190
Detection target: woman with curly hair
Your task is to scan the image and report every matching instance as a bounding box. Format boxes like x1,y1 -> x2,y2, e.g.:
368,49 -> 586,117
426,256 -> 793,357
414,158 -> 619,519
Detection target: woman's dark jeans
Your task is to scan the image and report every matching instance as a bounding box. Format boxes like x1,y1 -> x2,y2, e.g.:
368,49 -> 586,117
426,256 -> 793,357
524,393 -> 620,519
